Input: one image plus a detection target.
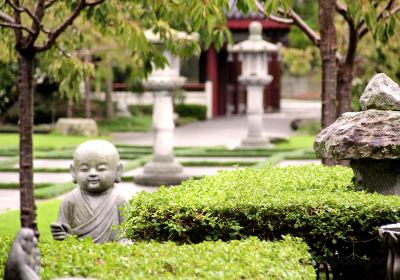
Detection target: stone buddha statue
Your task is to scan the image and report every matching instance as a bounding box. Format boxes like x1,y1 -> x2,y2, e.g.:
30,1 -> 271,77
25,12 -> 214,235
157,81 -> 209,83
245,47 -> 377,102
50,140 -> 128,243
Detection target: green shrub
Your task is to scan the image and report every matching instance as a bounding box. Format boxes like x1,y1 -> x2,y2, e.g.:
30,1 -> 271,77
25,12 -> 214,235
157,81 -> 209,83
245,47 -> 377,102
0,236 -> 314,280
128,104 -> 153,116
121,165 -> 397,278
175,104 -> 207,121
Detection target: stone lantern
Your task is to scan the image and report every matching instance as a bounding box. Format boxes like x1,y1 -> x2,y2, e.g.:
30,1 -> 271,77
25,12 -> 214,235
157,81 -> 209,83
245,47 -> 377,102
314,73 -> 400,195
229,21 -> 279,147
134,30 -> 196,186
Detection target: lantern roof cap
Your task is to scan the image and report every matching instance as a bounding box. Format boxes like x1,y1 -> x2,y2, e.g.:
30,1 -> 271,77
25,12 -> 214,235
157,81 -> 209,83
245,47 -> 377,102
229,21 -> 279,53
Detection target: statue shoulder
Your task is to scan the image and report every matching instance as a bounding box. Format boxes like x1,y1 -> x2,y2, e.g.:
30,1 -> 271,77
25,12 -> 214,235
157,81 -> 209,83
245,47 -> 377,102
60,187 -> 81,206
113,188 -> 129,206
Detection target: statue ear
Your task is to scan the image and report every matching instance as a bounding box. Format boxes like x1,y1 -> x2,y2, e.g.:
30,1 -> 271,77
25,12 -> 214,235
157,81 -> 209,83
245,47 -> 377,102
70,164 -> 77,184
115,163 -> 123,183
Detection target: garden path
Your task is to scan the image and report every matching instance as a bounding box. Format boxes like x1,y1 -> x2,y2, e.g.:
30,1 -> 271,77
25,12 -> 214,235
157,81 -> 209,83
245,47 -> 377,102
112,99 -> 321,147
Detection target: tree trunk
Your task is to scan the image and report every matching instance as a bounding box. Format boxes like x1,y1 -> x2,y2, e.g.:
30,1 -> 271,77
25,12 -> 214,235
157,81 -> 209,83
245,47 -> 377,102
336,62 -> 353,117
84,55 -> 92,118
105,62 -> 115,119
319,0 -> 338,166
84,78 -> 91,118
67,98 -> 74,118
319,0 -> 337,129
18,54 -> 39,237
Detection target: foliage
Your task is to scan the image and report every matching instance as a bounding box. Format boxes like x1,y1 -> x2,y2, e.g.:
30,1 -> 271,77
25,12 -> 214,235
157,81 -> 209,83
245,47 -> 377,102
175,104 -> 207,121
128,105 -> 153,116
282,47 -> 320,76
0,236 -> 315,280
121,165 -> 399,275
288,0 -> 319,49
0,62 -> 18,115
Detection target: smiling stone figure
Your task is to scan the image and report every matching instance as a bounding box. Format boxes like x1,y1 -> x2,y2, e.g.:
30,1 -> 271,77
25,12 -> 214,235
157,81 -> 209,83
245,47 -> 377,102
50,140 -> 127,243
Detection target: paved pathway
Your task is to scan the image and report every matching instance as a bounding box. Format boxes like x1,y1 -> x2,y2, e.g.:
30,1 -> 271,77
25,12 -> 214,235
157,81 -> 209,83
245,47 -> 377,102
0,172 -> 72,184
112,99 -> 321,148
0,189 -> 19,214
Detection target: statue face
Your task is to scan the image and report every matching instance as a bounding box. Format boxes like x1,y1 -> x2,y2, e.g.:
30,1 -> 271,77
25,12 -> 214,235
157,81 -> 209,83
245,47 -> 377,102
71,140 -> 122,193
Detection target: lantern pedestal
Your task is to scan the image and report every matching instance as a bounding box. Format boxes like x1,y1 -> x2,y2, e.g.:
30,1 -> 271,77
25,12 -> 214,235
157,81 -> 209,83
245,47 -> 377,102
240,76 -> 273,148
134,51 -> 188,186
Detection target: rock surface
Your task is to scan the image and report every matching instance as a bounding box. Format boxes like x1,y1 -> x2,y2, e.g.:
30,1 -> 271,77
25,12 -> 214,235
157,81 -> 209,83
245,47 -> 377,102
360,73 -> 400,111
314,110 -> 400,160
55,118 -> 98,137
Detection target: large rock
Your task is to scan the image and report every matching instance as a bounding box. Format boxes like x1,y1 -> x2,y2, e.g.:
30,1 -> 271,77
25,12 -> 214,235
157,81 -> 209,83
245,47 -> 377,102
55,118 -> 98,137
360,73 -> 400,111
314,110 -> 400,160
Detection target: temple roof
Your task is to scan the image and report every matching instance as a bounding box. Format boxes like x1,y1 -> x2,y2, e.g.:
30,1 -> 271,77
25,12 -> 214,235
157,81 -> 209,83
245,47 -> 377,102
226,0 -> 290,30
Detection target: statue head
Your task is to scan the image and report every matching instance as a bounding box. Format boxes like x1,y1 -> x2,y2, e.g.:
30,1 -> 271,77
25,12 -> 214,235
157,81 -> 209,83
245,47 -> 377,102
70,140 -> 123,193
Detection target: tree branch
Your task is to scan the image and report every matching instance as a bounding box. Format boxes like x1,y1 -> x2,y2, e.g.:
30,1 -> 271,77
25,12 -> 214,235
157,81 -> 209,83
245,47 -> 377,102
281,8 -> 320,47
5,0 -> 40,28
0,21 -> 34,34
0,10 -> 16,24
44,0 -> 58,9
358,4 -> 400,40
268,13 -> 294,24
24,0 -> 46,45
9,0 -> 23,42
35,0 -> 104,52
356,0 -> 382,30
335,2 -> 355,29
86,0 -> 105,6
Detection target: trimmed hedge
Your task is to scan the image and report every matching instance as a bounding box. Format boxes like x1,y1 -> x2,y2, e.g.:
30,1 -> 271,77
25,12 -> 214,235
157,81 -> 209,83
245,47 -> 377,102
121,165 -> 399,278
0,236 -> 314,280
175,104 -> 207,120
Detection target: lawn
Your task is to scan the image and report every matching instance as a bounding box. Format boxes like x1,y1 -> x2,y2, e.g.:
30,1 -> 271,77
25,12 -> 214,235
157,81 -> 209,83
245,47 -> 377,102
274,135 -> 315,150
0,133 -> 108,150
0,199 -> 61,240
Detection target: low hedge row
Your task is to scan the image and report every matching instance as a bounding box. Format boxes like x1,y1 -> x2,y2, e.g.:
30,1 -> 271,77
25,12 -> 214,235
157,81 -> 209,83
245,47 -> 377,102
0,236 -> 314,280
127,104 -> 207,121
175,104 -> 207,121
121,165 -> 399,278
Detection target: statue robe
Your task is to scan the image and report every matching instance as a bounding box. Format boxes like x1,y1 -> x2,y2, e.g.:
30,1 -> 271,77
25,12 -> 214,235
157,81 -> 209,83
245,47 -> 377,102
57,187 -> 127,243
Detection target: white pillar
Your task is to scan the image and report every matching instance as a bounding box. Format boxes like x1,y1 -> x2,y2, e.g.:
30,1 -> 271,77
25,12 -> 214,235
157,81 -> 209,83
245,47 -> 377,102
241,83 -> 272,148
152,91 -> 175,161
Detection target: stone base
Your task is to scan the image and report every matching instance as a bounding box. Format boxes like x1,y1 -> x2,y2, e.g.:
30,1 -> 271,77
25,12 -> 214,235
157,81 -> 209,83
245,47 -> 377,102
134,160 -> 189,186
350,159 -> 400,195
134,172 -> 189,186
55,118 -> 98,137
241,137 -> 274,148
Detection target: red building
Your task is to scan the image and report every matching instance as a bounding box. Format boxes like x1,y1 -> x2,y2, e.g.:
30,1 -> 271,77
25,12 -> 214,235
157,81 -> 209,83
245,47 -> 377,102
182,2 -> 290,118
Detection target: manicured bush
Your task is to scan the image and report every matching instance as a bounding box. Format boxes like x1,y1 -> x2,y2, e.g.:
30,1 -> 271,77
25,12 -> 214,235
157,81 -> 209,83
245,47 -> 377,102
128,104 -> 153,116
121,165 -> 398,278
0,236 -> 315,280
175,104 -> 207,120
